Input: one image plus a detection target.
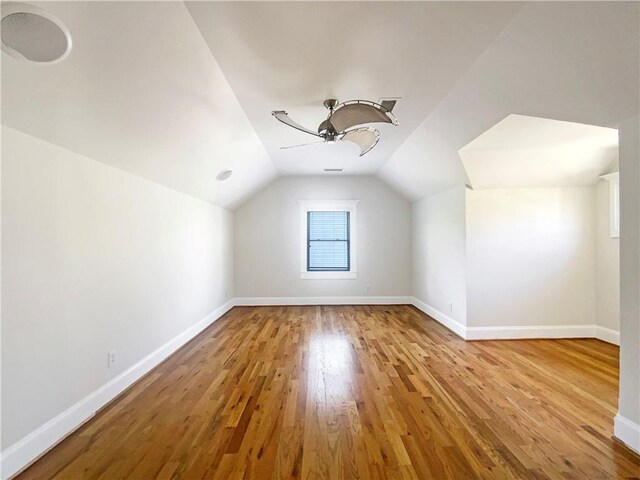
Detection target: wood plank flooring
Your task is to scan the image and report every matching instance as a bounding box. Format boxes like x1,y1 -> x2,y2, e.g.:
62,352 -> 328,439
16,305 -> 640,479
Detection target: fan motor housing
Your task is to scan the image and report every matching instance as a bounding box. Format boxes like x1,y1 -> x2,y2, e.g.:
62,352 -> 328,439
317,119 -> 337,136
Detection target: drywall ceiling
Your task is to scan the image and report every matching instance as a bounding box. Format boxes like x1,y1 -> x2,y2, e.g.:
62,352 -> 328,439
1,1 -> 276,209
1,2 -> 638,207
460,115 -> 619,189
185,1 -> 522,176
379,1 -> 639,201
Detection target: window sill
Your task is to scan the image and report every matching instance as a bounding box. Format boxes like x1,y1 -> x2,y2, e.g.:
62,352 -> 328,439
300,271 -> 358,280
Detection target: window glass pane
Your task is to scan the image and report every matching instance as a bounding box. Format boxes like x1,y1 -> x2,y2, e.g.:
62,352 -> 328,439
308,211 -> 350,271
308,211 -> 349,240
308,241 -> 349,271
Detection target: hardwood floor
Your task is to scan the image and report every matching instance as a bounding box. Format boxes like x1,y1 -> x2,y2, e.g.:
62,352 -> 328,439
16,305 -> 640,479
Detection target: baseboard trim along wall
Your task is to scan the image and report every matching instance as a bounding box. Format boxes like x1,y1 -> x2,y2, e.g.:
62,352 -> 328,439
466,324 -> 620,345
409,296 -> 620,345
465,324 -> 597,341
0,300 -> 235,480
594,326 -> 621,345
410,297 -> 466,339
614,414 -> 640,455
234,296 -> 413,306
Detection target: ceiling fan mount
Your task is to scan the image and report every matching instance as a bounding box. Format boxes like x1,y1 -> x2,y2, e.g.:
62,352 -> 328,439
271,97 -> 398,156
323,98 -> 339,110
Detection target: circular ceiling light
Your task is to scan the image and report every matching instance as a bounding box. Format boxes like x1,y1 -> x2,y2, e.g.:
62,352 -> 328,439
216,169 -> 233,182
1,3 -> 72,64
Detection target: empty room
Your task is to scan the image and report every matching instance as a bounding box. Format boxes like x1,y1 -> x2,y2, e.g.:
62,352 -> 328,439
1,1 -> 639,479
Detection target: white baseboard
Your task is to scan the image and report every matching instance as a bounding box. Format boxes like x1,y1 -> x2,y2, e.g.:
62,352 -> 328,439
465,324 -> 596,341
410,297 -> 467,339
614,414 -> 640,454
234,296 -> 412,306
408,297 -> 620,345
466,324 -> 620,344
0,300 -> 235,480
594,326 -> 620,346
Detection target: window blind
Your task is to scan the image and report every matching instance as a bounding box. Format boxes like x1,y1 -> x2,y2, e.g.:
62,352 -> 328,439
307,211 -> 350,271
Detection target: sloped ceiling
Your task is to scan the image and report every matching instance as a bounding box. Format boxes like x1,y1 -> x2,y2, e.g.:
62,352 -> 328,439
378,1 -> 639,201
1,1 -> 276,209
460,115 -> 619,189
2,2 -> 638,208
185,1 -> 521,176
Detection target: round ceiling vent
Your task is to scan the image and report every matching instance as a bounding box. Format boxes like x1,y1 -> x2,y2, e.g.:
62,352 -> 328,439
216,169 -> 233,182
1,3 -> 72,64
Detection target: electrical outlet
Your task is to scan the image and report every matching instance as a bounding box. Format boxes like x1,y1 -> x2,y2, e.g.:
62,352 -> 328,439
448,303 -> 453,313
224,290 -> 228,300
108,350 -> 117,368
366,285 -> 371,293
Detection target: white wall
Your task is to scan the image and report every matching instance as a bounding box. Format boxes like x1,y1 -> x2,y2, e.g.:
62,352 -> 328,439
465,187 -> 596,328
412,186 -> 467,325
1,126 -> 234,451
617,114 -> 640,452
234,176 -> 411,299
595,180 -> 620,331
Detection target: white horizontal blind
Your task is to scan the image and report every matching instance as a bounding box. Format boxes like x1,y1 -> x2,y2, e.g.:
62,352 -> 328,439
307,211 -> 350,271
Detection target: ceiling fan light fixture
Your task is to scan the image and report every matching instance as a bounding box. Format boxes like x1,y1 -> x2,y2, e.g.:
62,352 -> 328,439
216,169 -> 233,181
272,98 -> 399,156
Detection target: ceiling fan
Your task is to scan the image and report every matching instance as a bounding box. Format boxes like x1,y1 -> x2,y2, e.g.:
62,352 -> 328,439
271,98 -> 398,156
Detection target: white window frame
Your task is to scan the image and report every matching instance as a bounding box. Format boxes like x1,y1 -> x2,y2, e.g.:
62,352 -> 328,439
601,172 -> 620,238
298,200 -> 358,279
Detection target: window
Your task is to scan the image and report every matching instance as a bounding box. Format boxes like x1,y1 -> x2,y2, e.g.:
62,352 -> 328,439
299,200 -> 358,279
307,211 -> 350,271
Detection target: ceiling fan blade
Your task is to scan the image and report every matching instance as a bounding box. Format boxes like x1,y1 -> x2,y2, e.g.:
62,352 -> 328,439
280,140 -> 325,150
330,100 -> 398,133
272,110 -> 322,137
340,127 -> 380,156
380,99 -> 397,112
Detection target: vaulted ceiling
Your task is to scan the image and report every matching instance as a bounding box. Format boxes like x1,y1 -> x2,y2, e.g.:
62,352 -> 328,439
460,115 -> 619,189
1,1 -> 276,209
2,1 -> 638,208
185,1 -> 521,177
